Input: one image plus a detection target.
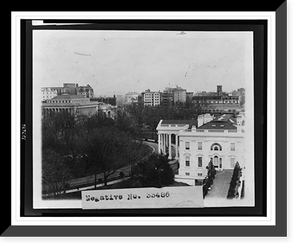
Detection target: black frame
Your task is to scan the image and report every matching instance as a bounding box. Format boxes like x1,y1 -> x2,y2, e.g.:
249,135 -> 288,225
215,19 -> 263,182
24,19 -> 266,218
6,3 -> 287,236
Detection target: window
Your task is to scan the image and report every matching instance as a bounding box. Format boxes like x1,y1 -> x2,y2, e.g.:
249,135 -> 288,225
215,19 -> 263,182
185,141 -> 190,150
230,158 -> 235,168
198,142 -> 202,150
185,172 -> 190,176
214,156 -> 219,166
185,156 -> 190,167
198,173 -> 202,177
198,157 -> 202,168
211,143 -> 222,151
230,143 -> 235,151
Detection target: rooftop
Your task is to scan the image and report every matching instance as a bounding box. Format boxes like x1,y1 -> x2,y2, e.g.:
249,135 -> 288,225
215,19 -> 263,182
160,113 -> 238,130
198,121 -> 237,130
161,119 -> 197,129
52,94 -> 87,100
199,114 -> 237,130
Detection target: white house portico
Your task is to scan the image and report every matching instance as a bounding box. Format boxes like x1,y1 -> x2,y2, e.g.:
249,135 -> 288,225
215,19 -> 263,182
157,120 -> 197,160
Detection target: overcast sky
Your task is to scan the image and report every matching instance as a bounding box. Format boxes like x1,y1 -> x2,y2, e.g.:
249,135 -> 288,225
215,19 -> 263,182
33,30 -> 253,96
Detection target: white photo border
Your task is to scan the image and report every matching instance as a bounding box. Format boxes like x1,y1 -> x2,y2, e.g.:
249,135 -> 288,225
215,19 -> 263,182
11,11 -> 276,227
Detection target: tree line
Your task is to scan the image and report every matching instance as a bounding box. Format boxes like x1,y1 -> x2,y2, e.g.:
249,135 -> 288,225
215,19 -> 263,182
123,103 -> 207,138
42,111 -> 150,197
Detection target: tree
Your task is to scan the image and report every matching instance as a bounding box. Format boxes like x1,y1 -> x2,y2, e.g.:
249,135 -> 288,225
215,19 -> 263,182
227,161 -> 242,199
114,109 -> 139,137
83,127 -> 147,187
42,112 -> 84,159
132,154 -> 174,188
203,160 -> 216,198
42,149 -> 73,197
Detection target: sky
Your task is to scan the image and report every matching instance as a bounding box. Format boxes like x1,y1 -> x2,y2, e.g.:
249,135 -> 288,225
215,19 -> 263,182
33,30 -> 253,97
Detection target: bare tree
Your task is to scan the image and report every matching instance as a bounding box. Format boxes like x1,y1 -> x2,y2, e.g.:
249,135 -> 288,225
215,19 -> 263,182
42,149 -> 72,197
83,127 -> 147,187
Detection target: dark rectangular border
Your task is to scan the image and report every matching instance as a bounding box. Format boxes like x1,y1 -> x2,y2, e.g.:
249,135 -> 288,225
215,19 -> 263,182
5,2 -> 286,236
22,19 -> 267,217
21,19 -> 267,216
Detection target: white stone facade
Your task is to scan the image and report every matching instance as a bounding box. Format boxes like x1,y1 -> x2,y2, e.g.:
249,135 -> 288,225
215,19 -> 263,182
178,128 -> 245,179
156,113 -> 246,185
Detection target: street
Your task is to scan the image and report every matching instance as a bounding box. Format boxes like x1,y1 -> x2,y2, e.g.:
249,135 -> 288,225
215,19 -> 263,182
43,141 -> 158,197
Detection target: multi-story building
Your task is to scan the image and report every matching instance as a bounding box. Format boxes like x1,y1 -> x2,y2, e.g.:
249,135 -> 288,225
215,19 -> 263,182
41,87 -> 61,101
156,112 -> 246,186
192,85 -> 241,113
162,86 -> 187,105
125,92 -> 139,104
63,83 -> 78,95
76,84 -> 94,98
42,94 -> 98,117
186,92 -> 194,105
173,87 -> 187,104
41,83 -> 95,100
142,89 -> 161,107
160,92 -> 173,107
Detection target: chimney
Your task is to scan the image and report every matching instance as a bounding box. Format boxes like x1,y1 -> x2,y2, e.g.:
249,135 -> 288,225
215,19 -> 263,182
197,115 -> 204,127
236,112 -> 245,127
217,85 -> 222,96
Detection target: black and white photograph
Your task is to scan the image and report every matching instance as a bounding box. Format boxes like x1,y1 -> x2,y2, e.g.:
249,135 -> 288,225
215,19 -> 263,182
6,3 -> 290,240
32,27 -> 255,209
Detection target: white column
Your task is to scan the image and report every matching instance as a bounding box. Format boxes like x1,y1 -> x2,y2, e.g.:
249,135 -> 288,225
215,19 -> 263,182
164,133 -> 167,155
158,133 -> 161,154
161,133 -> 164,154
175,134 -> 179,160
162,133 -> 166,155
168,134 -> 172,159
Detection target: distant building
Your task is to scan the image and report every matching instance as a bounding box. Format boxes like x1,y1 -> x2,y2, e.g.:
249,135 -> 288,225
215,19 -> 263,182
137,94 -> 144,105
217,85 -> 223,96
125,92 -> 139,104
142,89 -> 161,107
42,94 -> 98,117
98,102 -> 117,119
91,96 -> 117,119
186,92 -> 194,104
41,83 -> 94,101
173,87 -> 187,104
41,87 -> 61,101
192,85 -> 241,113
63,83 -> 78,95
116,95 -> 125,106
91,95 -> 116,106
161,92 -> 174,107
76,84 -> 94,98
162,86 -> 187,105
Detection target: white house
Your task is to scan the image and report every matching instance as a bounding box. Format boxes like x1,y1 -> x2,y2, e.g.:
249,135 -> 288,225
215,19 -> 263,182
156,113 -> 246,186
